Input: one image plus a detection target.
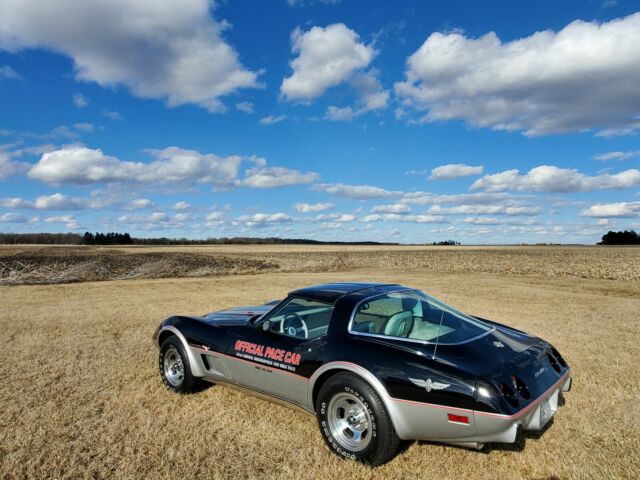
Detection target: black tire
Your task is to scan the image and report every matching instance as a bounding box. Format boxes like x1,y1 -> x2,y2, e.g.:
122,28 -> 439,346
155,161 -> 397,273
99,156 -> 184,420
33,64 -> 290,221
158,336 -> 202,393
316,372 -> 400,466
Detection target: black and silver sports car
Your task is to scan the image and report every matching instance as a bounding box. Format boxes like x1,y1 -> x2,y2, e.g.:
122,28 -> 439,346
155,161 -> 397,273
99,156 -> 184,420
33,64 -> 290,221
153,282 -> 571,466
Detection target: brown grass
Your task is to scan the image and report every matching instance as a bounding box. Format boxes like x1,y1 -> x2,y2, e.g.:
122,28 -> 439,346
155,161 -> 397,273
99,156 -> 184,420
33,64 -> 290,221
1,245 -> 639,284
1,247 -> 639,479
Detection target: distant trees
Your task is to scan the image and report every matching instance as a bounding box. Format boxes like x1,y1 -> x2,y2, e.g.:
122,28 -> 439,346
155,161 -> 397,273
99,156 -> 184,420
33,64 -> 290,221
0,233 -> 82,244
432,240 -> 460,246
81,232 -> 133,245
598,230 -> 640,245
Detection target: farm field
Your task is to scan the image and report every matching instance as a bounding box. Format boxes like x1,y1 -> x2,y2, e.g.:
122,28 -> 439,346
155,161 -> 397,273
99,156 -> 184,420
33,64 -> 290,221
1,245 -> 639,479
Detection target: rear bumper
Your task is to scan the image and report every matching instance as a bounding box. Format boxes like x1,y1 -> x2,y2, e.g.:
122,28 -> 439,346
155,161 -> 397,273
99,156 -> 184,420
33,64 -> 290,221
474,372 -> 571,444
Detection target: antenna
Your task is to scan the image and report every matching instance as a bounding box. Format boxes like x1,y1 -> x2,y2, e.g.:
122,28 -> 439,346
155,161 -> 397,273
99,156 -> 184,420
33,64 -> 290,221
432,279 -> 451,361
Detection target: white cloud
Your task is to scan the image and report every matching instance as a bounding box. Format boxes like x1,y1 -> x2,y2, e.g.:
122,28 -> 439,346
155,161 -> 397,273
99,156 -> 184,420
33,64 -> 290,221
281,23 -> 375,101
72,92 -> 88,108
395,13 -> 640,136
28,145 -> 242,186
326,71 -> 389,121
294,202 -> 334,213
593,150 -> 640,161
240,165 -> 319,188
0,64 -> 22,79
0,212 -> 28,223
430,163 -> 484,180
44,214 -> 80,228
0,0 -> 260,112
102,110 -> 122,120
471,165 -> 640,192
34,193 -> 84,210
236,101 -> 254,113
401,191 -> 516,206
0,151 -> 29,179
314,212 -> 355,222
260,115 -> 287,125
580,201 -> 640,217
73,122 -> 93,132
127,198 -> 154,210
461,217 -> 538,226
372,203 -> 411,214
361,213 -> 447,224
313,183 -> 402,199
172,201 -> 190,211
287,0 -> 341,6
427,204 -> 542,216
236,212 -> 292,228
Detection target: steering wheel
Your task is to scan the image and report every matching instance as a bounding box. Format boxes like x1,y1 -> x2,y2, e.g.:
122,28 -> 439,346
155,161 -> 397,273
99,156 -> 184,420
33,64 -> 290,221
280,313 -> 309,339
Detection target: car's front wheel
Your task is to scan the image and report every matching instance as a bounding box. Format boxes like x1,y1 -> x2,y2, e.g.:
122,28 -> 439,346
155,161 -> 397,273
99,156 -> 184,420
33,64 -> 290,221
316,372 -> 400,466
158,336 -> 201,393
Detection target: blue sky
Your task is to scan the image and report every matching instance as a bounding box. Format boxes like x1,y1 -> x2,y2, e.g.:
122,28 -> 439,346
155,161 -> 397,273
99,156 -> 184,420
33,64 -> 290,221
1,0 -> 639,244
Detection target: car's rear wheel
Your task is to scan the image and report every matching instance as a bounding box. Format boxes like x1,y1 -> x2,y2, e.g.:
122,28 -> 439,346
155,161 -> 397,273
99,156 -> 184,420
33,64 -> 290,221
159,336 -> 201,393
316,372 -> 400,466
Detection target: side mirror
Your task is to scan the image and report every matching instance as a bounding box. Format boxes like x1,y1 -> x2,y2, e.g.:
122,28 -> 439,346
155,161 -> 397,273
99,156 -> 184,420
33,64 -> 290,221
261,320 -> 270,332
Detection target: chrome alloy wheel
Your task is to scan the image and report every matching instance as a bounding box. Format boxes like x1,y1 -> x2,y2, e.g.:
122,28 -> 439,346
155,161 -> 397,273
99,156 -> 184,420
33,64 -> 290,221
327,392 -> 373,451
163,345 -> 185,387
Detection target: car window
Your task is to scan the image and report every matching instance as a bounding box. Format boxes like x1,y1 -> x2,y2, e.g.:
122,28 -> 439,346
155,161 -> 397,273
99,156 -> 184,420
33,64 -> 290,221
350,290 -> 491,345
262,297 -> 334,340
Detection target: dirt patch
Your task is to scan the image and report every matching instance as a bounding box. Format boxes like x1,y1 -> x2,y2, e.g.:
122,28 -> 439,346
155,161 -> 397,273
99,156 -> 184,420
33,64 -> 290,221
0,251 -> 277,284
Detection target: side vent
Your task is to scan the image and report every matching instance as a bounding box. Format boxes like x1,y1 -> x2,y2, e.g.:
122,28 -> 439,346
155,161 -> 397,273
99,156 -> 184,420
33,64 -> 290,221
551,347 -> 567,368
499,383 -> 519,408
547,353 -> 561,373
511,375 -> 531,400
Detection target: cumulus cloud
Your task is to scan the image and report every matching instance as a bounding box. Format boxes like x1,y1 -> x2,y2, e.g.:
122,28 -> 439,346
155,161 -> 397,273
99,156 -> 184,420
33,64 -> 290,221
294,202 -> 334,213
28,145 -> 242,186
240,165 -> 319,188
400,191 -> 517,206
395,13 -> 640,136
371,203 -> 411,214
313,183 -> 402,200
326,71 -> 389,121
361,213 -> 447,224
102,110 -> 123,120
0,212 -> 29,223
593,150 -> 640,161
580,201 -> 640,217
0,64 -> 22,79
0,151 -> 29,179
0,0 -> 261,112
236,101 -> 254,113
427,204 -> 542,216
430,163 -> 484,180
72,92 -> 88,108
236,212 -> 292,228
0,192 -> 117,210
281,23 -> 374,102
127,198 -> 154,210
44,214 -> 80,228
471,165 -> 640,192
259,115 -> 287,125
172,201 -> 190,211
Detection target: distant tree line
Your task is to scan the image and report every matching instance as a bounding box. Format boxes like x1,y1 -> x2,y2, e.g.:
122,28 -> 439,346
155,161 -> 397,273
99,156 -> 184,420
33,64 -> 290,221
81,232 -> 133,245
431,240 -> 460,246
598,230 -> 640,245
0,232 -> 400,246
0,233 -> 83,245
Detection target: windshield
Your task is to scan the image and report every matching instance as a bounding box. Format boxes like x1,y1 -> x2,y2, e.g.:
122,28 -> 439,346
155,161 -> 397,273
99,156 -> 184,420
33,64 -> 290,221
349,290 -> 492,345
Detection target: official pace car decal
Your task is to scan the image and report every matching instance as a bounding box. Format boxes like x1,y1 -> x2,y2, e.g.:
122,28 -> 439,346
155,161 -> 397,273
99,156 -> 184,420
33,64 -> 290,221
234,340 -> 301,372
409,377 -> 450,392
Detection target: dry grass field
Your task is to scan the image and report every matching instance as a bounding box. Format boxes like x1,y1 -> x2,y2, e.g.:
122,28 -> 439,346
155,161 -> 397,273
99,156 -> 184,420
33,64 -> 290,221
1,245 -> 639,479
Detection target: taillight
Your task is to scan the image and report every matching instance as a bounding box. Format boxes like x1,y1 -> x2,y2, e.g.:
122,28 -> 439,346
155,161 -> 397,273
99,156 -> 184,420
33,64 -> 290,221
511,375 -> 531,400
551,347 -> 567,368
547,353 -> 561,373
447,413 -> 469,424
499,382 -> 519,408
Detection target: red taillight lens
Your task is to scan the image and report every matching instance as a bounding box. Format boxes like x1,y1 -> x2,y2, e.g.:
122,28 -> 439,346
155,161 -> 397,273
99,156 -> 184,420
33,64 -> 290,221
447,413 -> 469,424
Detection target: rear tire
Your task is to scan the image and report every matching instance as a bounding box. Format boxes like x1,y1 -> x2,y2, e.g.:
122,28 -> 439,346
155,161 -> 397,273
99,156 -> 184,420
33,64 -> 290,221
159,336 -> 202,393
316,372 -> 400,466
